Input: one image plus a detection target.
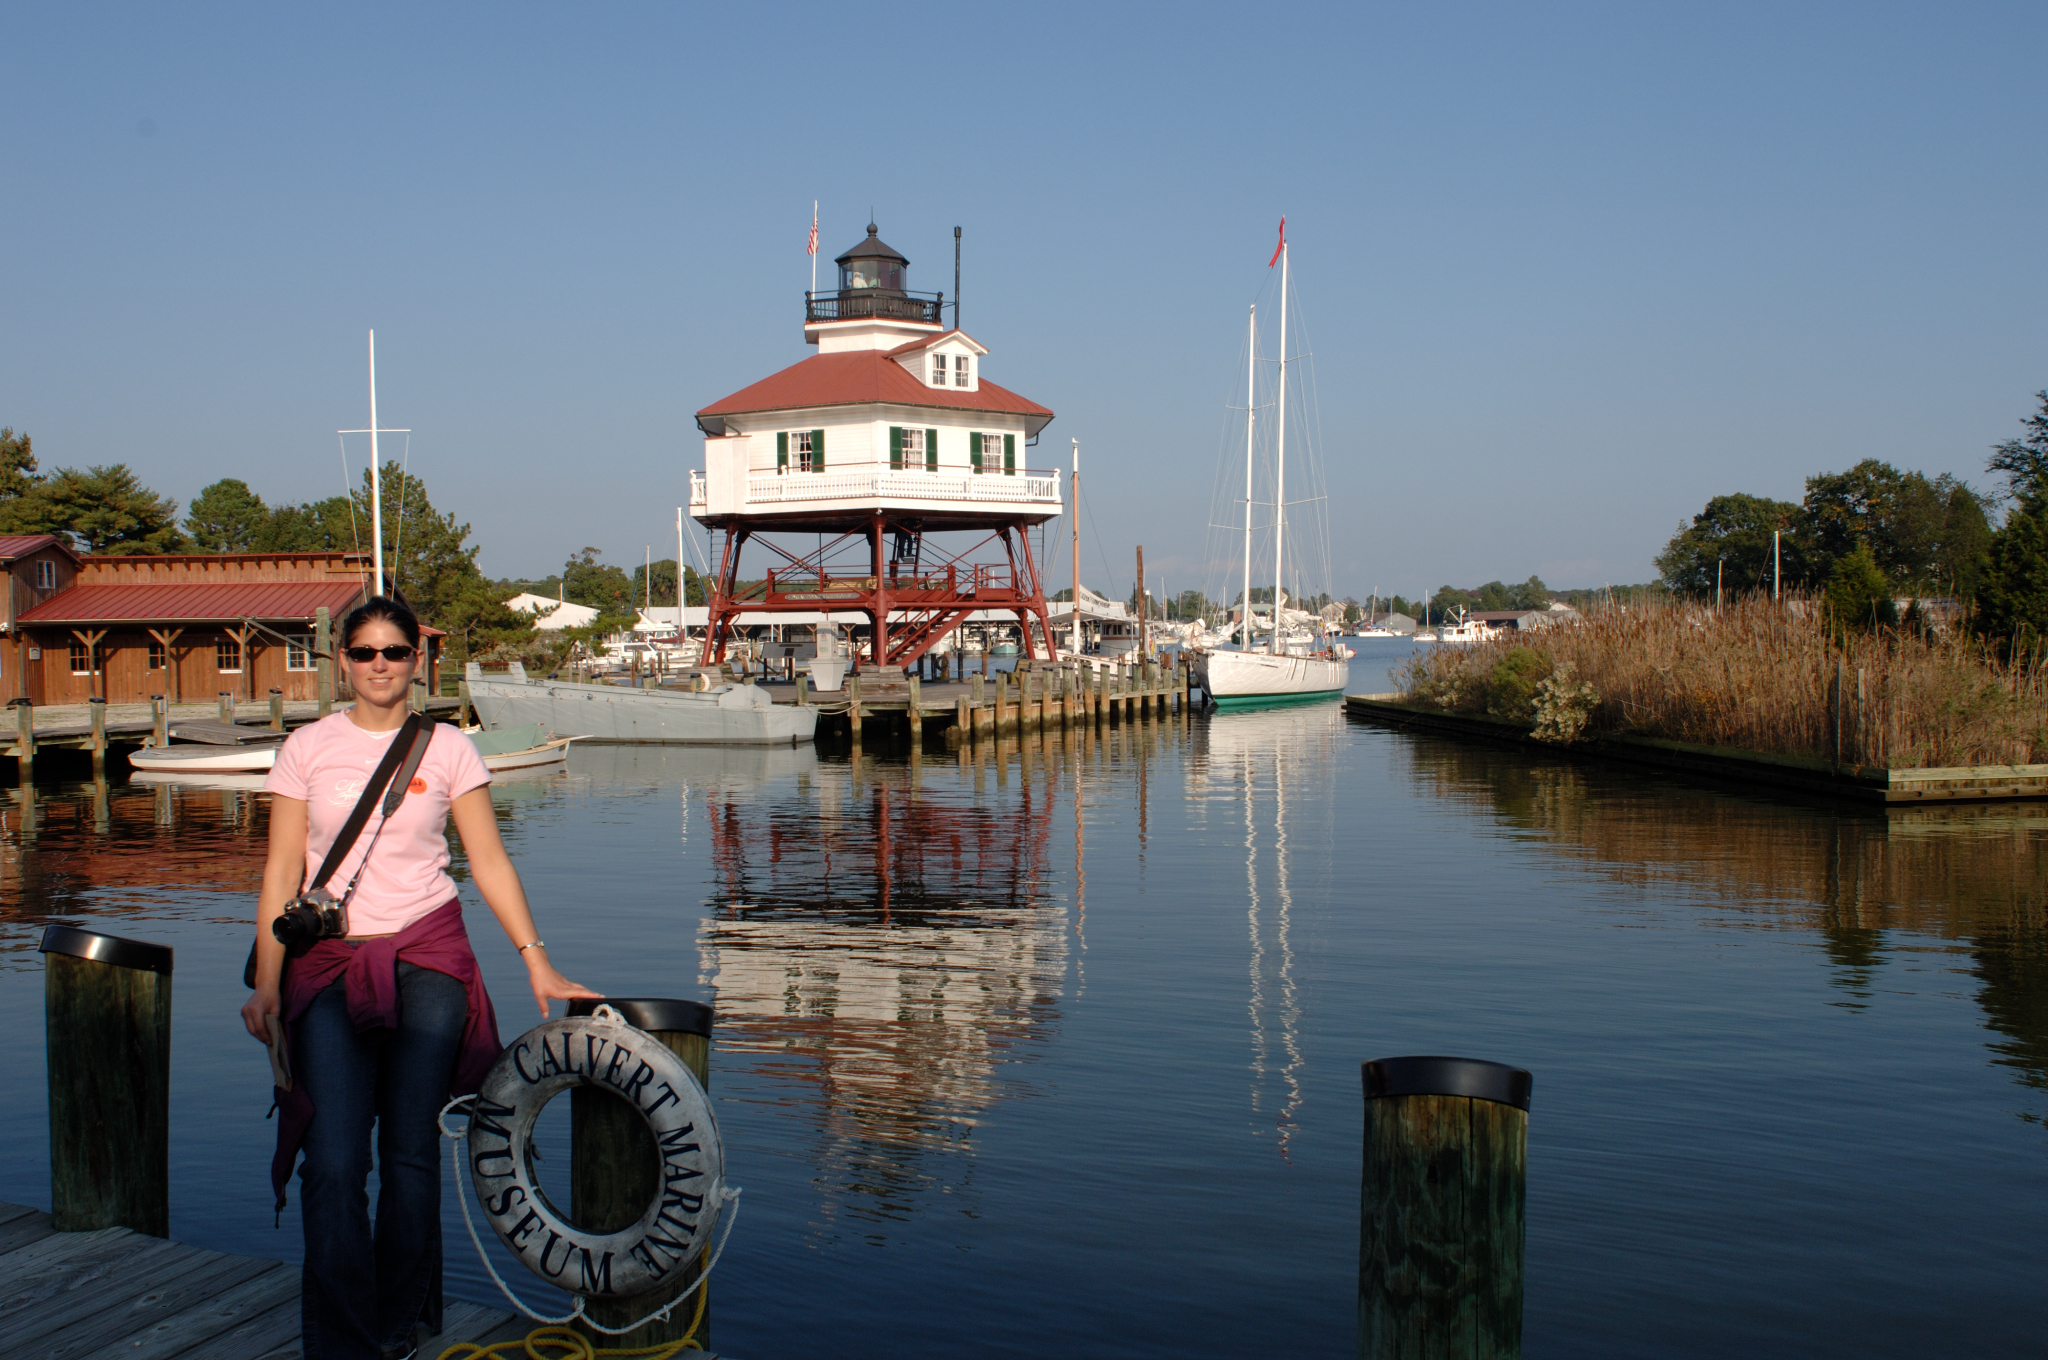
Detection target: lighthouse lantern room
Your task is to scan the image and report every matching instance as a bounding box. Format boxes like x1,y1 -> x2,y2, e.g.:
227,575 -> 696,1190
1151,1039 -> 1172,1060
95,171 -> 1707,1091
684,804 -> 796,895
693,222 -> 1061,670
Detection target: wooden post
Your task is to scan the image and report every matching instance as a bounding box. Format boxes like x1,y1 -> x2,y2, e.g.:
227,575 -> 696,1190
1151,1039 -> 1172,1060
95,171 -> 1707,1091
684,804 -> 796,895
848,674 -> 863,742
995,672 -> 1009,733
796,674 -> 810,706
314,606 -> 333,717
218,691 -> 234,723
150,694 -> 168,747
1359,1056 -> 1530,1360
569,997 -> 715,1352
409,676 -> 426,713
457,678 -> 474,727
952,695 -> 969,748
87,697 -> 106,772
268,687 -> 284,731
907,674 -> 923,741
1831,659 -> 1843,772
1182,653 -> 1193,710
12,697 -> 33,776
40,925 -> 174,1237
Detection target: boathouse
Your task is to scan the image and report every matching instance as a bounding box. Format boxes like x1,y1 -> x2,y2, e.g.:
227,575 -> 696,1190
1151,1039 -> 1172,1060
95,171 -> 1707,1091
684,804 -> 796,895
1,547 -> 418,705
692,222 -> 1061,668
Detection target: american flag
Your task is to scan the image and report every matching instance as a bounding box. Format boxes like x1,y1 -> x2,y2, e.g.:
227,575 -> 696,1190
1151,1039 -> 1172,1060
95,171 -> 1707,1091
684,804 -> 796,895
807,209 -> 818,256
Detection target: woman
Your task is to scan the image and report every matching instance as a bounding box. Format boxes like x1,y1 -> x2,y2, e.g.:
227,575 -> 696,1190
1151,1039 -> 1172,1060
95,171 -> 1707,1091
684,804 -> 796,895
240,597 -> 597,1360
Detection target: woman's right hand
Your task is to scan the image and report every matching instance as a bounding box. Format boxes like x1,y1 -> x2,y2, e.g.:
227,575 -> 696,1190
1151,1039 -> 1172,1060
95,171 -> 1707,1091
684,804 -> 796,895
242,986 -> 281,1042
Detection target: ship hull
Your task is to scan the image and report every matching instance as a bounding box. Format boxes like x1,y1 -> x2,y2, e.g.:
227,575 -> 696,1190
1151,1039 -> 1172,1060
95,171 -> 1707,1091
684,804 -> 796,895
467,677 -> 817,745
1192,648 -> 1350,709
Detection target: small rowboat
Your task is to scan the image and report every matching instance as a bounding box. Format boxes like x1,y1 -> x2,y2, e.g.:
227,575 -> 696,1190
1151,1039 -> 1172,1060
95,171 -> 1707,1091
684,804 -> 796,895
464,722 -> 579,772
127,742 -> 280,774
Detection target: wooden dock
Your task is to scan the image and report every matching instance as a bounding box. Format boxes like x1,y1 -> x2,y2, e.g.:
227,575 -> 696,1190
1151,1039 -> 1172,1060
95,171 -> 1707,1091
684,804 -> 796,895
0,1200 -> 523,1359
1,696 -> 462,773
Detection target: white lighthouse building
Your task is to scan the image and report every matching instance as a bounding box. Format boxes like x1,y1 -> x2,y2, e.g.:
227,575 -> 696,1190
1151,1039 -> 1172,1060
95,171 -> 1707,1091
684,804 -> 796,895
692,223 -> 1062,667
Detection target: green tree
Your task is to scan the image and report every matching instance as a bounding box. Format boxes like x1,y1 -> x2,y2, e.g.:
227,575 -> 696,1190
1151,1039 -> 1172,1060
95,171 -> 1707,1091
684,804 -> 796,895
186,478 -> 270,552
1977,391 -> 2048,649
1798,459 -> 1991,595
1823,541 -> 1898,630
0,428 -> 38,501
23,464 -> 188,554
563,548 -> 635,613
628,558 -> 705,609
1656,493 -> 1803,598
254,495 -> 358,552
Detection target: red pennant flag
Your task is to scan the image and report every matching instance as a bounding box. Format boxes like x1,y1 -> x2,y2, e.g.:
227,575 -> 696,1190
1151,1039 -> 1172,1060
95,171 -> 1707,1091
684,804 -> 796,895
1269,216 -> 1285,267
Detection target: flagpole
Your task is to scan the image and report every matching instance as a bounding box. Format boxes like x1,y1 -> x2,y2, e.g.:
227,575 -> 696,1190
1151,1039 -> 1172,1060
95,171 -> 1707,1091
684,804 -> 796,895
810,201 -> 818,297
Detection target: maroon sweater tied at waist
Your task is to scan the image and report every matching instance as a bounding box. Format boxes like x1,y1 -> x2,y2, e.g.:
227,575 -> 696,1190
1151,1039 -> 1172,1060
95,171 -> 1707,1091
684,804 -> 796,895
270,899 -> 504,1208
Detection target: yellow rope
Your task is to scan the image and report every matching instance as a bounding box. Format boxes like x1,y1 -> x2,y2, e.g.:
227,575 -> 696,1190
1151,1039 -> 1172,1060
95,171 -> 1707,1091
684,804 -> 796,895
435,1277 -> 709,1360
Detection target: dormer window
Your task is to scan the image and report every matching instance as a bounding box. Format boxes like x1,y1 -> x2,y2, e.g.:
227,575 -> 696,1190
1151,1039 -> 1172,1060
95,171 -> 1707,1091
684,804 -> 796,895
953,355 -> 970,388
35,560 -> 56,590
932,354 -> 947,386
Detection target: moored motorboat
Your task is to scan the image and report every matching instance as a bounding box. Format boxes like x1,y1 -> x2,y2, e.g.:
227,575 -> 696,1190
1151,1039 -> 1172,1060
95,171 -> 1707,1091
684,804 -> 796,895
463,722 -> 579,771
127,742 -> 280,774
465,662 -> 817,745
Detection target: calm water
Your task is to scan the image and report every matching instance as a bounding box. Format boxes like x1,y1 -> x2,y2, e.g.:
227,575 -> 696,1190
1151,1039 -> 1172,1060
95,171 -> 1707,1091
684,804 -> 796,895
3,675 -> 2046,1356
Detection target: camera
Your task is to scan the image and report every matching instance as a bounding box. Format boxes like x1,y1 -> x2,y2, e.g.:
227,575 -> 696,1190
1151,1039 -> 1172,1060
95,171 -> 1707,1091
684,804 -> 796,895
273,887 -> 349,952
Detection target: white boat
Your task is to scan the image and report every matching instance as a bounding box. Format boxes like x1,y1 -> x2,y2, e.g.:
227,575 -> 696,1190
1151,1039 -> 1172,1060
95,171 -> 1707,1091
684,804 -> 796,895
465,662 -> 817,745
128,768 -> 271,791
1434,611 -> 1492,644
127,742 -> 280,774
464,722 -> 579,771
1190,231 -> 1349,709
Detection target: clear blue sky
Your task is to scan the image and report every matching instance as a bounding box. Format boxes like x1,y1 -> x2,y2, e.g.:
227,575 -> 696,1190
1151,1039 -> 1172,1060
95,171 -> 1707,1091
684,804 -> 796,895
6,3 -> 2044,598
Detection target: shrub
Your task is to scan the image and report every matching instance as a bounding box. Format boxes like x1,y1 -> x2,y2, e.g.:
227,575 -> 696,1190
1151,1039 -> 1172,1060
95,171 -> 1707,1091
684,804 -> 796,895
1484,647 -> 1553,721
1530,662 -> 1599,743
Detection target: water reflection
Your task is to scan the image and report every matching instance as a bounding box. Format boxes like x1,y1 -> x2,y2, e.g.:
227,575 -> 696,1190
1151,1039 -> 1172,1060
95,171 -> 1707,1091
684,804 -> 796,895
1382,726 -> 2048,1110
1186,707 -> 1347,1160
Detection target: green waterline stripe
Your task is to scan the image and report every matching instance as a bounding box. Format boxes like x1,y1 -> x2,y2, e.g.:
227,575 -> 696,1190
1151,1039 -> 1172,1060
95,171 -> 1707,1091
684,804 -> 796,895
1206,689 -> 1346,711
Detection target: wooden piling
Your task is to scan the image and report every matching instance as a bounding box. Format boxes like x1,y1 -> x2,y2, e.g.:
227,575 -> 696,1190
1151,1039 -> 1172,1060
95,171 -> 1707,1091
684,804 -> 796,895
907,675 -> 923,740
569,998 -> 715,1352
1359,1056 -> 1531,1360
848,674 -> 863,742
88,697 -> 107,771
268,687 -> 284,731
315,606 -> 334,716
39,925 -> 174,1237
796,675 -> 810,706
150,694 -> 168,748
12,697 -> 32,775
217,691 -> 234,723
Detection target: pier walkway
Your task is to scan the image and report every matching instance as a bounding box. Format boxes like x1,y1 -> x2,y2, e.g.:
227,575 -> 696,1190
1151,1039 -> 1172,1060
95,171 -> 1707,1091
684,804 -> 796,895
0,1200 -> 522,1359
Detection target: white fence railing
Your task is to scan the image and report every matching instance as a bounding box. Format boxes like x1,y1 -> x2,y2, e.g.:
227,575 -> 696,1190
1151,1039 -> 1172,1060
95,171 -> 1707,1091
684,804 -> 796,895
689,466 -> 1061,510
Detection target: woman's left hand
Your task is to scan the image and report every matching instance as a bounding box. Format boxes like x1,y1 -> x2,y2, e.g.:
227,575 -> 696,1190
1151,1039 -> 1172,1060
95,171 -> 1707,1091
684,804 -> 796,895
524,952 -> 603,1017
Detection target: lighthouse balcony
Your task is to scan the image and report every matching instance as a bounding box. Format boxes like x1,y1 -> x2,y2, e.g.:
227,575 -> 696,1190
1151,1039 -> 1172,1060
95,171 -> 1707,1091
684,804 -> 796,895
805,289 -> 946,326
690,463 -> 1061,523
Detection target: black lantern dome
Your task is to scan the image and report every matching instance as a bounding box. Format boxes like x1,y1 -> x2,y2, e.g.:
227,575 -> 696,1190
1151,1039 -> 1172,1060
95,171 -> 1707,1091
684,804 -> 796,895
836,224 -> 908,293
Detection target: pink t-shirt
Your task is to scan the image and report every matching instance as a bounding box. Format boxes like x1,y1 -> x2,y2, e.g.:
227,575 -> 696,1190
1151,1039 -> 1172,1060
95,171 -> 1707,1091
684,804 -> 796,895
265,712 -> 492,935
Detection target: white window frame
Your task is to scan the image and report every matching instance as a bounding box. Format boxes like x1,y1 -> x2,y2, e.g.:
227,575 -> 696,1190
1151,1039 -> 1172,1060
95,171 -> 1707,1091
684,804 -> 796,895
69,639 -> 93,675
286,635 -> 316,671
954,355 -> 970,387
793,429 -> 815,472
931,354 -> 947,386
35,560 -> 56,590
901,427 -> 926,468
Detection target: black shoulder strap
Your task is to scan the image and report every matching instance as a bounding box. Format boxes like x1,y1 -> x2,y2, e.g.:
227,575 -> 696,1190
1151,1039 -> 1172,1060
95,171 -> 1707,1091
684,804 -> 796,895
308,712 -> 426,893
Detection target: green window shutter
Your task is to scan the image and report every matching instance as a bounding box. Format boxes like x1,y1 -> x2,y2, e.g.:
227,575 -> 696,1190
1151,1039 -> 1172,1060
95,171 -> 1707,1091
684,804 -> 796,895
889,426 -> 903,470
777,432 -> 788,471
1004,434 -> 1016,475
812,428 -> 825,472
970,432 -> 982,472
926,429 -> 939,472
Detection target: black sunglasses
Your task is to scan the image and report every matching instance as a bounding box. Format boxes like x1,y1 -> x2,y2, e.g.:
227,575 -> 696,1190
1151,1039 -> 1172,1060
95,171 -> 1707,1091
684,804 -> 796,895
344,645 -> 418,663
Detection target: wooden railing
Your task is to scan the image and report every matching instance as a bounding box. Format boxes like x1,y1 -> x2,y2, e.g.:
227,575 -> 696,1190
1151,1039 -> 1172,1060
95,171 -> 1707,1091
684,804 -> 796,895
690,467 -> 1061,510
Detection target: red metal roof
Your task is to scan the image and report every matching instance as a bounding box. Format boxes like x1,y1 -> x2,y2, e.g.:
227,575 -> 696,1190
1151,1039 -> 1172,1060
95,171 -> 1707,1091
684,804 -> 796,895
0,534 -> 74,561
17,580 -> 367,626
696,351 -> 1053,436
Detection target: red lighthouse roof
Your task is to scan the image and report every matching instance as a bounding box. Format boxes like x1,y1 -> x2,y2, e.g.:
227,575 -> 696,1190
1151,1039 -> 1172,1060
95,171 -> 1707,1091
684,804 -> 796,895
696,350 -> 1054,437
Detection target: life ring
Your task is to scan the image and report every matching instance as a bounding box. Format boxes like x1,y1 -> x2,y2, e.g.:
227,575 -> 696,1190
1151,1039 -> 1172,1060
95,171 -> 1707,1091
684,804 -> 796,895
468,1006 -> 724,1299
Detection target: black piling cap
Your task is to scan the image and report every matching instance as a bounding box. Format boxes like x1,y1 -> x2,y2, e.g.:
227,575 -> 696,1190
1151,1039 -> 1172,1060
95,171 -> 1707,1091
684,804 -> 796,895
1362,1055 -> 1532,1111
39,924 -> 174,976
569,996 -> 713,1038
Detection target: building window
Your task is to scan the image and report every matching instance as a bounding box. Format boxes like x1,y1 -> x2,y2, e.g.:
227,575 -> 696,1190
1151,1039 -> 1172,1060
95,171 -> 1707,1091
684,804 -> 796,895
902,428 -> 924,467
69,639 -> 93,675
148,639 -> 165,670
35,560 -> 56,590
217,637 -> 242,673
954,355 -> 970,387
789,429 -> 816,472
931,354 -> 947,385
286,635 -> 315,671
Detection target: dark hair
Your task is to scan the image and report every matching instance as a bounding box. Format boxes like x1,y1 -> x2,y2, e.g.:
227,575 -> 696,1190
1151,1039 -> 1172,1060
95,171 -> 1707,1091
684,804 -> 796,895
342,595 -> 421,650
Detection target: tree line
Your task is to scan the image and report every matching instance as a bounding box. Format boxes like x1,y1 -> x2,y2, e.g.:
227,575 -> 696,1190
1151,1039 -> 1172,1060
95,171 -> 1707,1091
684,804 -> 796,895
1655,390 -> 2048,642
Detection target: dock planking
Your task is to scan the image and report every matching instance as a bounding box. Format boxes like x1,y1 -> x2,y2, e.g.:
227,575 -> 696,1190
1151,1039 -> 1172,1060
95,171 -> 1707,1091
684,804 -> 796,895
0,1202 -> 526,1360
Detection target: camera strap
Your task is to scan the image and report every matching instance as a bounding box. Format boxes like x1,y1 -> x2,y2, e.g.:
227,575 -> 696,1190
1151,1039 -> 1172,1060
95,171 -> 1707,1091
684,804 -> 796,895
242,712 -> 432,988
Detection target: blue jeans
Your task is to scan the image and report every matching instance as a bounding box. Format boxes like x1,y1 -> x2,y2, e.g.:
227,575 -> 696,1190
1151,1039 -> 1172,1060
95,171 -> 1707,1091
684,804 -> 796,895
294,959 -> 467,1360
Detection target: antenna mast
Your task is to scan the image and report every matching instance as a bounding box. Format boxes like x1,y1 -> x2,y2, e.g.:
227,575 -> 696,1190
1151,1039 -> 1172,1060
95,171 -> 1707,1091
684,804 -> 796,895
1071,439 -> 1081,656
1271,239 -> 1288,653
1241,305 -> 1255,649
338,331 -> 409,598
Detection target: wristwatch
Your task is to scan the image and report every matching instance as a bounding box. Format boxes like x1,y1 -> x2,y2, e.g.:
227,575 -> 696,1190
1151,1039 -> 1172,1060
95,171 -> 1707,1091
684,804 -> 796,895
518,940 -> 546,953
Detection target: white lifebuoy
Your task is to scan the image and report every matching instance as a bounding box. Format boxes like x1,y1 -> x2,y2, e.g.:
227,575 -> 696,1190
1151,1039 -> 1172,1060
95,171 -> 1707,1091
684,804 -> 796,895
468,1006 -> 724,1299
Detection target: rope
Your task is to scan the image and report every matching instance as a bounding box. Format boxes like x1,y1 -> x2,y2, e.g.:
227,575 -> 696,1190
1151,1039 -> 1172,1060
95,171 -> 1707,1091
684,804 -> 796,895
436,1095 -> 741,1355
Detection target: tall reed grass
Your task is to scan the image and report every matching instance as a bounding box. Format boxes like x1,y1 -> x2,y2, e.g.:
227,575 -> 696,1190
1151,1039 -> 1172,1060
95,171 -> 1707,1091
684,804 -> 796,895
1400,594 -> 2047,769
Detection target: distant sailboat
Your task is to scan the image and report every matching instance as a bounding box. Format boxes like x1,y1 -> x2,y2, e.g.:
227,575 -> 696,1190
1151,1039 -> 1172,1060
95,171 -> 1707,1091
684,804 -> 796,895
1190,227 -> 1350,709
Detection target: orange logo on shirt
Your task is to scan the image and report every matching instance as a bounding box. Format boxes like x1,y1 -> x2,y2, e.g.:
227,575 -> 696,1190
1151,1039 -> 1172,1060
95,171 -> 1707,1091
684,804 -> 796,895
408,776 -> 427,794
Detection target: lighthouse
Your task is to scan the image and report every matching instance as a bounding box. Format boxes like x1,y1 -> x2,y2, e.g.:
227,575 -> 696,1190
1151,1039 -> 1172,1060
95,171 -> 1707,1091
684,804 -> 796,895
692,223 -> 1061,669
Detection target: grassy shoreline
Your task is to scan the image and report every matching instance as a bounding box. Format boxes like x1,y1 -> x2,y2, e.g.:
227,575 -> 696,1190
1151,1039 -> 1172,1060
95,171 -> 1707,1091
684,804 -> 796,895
1395,595 -> 2045,769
